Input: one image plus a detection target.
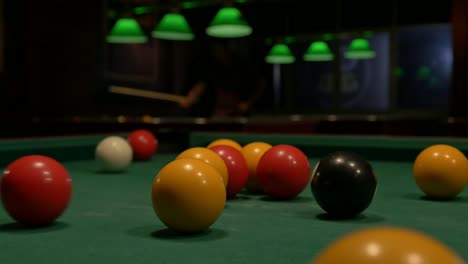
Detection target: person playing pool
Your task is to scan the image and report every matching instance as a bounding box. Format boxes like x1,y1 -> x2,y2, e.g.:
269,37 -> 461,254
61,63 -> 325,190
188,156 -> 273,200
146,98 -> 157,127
179,41 -> 265,118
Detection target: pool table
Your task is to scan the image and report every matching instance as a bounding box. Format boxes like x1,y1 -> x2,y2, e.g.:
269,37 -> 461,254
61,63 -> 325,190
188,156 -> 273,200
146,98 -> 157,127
1,131 -> 468,263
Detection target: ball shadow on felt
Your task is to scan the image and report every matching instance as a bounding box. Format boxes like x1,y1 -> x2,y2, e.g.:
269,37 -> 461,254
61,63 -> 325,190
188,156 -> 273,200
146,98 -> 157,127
0,221 -> 69,233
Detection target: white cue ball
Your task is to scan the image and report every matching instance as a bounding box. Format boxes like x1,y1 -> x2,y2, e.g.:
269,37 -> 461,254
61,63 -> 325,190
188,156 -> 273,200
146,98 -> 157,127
95,136 -> 133,172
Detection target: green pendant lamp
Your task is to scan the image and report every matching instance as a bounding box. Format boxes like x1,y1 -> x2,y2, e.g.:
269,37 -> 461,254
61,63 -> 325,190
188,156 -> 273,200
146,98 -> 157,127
303,41 -> 334,61
206,7 -> 252,38
107,18 -> 148,44
133,6 -> 154,15
417,66 -> 431,80
345,38 -> 375,59
265,44 -> 295,64
152,13 -> 194,41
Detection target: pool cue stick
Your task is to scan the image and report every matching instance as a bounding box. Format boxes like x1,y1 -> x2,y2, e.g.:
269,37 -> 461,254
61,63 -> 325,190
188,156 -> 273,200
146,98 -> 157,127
108,85 -> 185,103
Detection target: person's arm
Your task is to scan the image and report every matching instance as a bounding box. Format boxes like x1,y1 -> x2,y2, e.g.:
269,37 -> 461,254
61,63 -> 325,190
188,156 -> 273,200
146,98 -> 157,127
179,81 -> 206,108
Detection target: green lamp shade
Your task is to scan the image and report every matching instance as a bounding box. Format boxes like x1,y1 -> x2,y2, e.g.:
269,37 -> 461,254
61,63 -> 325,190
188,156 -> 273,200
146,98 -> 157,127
206,7 -> 252,38
265,44 -> 295,64
134,6 -> 154,15
345,38 -> 375,59
417,66 -> 431,80
303,41 -> 334,61
152,13 -> 194,41
107,18 -> 148,44
181,1 -> 201,9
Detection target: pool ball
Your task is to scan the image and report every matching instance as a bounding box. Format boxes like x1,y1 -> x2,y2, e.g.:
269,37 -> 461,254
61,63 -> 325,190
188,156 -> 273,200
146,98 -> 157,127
207,138 -> 242,152
209,145 -> 249,198
176,147 -> 229,188
311,151 -> 377,219
413,144 -> 468,200
257,144 -> 311,199
311,226 -> 465,264
95,136 -> 133,172
241,142 -> 272,194
0,155 -> 72,226
127,129 -> 158,161
152,158 -> 226,233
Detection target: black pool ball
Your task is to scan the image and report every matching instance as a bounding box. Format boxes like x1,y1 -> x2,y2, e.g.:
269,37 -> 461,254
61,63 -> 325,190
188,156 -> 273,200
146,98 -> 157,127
311,151 -> 377,219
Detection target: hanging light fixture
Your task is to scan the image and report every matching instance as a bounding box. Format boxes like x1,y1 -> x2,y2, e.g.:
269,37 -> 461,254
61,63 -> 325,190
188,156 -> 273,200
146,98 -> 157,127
206,6 -> 252,38
303,41 -> 334,61
107,18 -> 148,44
133,6 -> 155,15
152,13 -> 194,41
265,43 -> 295,64
344,38 -> 375,59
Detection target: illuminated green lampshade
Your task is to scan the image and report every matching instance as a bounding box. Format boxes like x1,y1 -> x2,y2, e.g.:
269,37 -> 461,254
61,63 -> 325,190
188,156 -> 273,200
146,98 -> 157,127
152,13 -> 194,41
134,6 -> 154,15
303,41 -> 334,61
417,66 -> 431,80
265,44 -> 295,64
206,7 -> 252,38
182,1 -> 202,9
345,38 -> 375,59
107,18 -> 148,44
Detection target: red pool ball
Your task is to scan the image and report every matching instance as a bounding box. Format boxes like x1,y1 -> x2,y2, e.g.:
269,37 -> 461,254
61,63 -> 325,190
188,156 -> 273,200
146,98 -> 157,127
0,155 -> 72,226
209,145 -> 249,198
256,144 -> 311,199
127,129 -> 158,161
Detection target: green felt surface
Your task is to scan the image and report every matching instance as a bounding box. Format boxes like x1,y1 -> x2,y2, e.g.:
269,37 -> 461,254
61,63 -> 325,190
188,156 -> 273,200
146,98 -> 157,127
1,154 -> 468,263
1,133 -> 468,263
0,134 -> 127,167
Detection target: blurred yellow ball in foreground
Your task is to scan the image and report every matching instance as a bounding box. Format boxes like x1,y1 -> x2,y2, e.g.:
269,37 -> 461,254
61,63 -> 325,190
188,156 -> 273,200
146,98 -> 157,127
311,226 -> 465,264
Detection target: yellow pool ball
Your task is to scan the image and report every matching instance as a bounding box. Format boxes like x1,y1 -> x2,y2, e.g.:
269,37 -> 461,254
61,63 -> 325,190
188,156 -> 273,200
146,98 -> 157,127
207,138 -> 242,152
241,142 -> 272,193
311,226 -> 465,264
176,147 -> 229,188
413,144 -> 468,199
151,158 -> 226,233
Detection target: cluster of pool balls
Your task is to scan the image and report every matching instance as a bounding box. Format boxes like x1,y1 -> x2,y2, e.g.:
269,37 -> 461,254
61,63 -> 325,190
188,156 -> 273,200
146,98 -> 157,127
1,131 -> 468,263
152,138 -> 468,263
151,140 -> 314,233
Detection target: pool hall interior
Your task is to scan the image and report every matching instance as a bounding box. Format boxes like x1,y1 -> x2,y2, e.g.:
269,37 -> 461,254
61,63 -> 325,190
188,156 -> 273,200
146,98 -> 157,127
1,0 -> 468,263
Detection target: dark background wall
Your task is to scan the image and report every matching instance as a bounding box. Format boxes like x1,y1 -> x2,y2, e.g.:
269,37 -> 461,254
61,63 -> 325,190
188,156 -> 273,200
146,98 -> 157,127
2,1 -> 104,117
0,0 -> 3,74
451,0 -> 468,117
1,0 -> 465,119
